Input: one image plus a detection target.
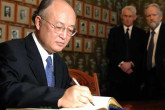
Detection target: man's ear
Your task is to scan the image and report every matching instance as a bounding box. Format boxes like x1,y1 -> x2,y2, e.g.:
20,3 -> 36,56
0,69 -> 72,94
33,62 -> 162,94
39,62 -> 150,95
35,16 -> 42,30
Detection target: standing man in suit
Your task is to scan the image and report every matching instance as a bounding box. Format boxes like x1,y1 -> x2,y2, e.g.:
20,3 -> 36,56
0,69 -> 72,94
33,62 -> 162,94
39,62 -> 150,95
0,0 -> 93,109
142,3 -> 165,100
106,5 -> 146,101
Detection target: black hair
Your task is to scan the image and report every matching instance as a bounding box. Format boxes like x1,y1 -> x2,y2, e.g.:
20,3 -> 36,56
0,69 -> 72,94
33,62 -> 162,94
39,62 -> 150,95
32,0 -> 53,25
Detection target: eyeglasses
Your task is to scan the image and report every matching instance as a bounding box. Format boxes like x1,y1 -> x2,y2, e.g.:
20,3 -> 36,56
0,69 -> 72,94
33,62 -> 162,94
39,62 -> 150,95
41,17 -> 77,37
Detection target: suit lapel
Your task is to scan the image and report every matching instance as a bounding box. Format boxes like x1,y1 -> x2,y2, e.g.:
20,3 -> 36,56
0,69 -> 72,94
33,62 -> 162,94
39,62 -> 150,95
25,34 -> 47,86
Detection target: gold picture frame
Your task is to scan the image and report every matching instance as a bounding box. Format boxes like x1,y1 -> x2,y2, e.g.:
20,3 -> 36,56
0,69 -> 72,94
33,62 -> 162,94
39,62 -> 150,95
98,23 -> 105,38
0,23 -> 7,43
89,21 -> 97,37
8,25 -> 23,40
24,0 -> 38,6
110,11 -> 117,25
64,37 -> 73,51
102,8 -> 109,23
0,1 -> 16,22
73,36 -> 83,52
84,3 -> 92,19
105,25 -> 113,39
83,38 -> 93,53
93,6 -> 101,21
16,4 -> 30,25
79,19 -> 88,35
74,0 -> 83,16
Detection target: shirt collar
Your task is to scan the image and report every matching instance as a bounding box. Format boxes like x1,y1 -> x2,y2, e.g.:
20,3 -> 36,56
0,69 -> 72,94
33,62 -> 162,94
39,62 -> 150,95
123,25 -> 133,33
32,32 -> 53,62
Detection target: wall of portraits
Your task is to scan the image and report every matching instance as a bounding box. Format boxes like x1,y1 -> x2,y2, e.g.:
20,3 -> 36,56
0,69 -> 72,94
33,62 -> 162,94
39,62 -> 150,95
2,0 -> 164,95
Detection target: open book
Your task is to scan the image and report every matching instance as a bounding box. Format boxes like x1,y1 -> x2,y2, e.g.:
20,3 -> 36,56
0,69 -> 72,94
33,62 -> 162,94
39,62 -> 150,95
6,96 -> 123,110
61,96 -> 123,110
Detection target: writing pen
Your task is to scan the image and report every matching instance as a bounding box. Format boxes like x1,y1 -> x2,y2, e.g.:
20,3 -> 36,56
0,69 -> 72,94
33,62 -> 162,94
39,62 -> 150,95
72,77 -> 95,106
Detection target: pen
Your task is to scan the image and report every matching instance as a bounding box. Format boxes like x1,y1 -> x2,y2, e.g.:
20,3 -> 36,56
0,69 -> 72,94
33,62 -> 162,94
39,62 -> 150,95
72,77 -> 95,106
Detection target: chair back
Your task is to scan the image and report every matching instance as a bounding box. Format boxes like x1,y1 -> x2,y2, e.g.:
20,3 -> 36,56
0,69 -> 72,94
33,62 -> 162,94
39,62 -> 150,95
68,69 -> 100,96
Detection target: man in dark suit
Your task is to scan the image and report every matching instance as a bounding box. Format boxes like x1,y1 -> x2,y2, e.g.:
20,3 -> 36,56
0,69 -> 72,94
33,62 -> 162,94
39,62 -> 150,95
106,5 -> 146,101
142,3 -> 165,100
0,0 -> 93,109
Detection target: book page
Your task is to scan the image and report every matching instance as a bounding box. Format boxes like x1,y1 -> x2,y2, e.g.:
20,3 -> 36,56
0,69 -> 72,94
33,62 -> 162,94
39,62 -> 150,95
60,96 -> 111,110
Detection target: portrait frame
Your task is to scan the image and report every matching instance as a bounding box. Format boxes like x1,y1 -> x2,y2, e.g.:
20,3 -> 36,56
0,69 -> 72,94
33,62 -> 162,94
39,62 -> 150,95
110,11 -> 117,25
102,8 -> 109,23
0,23 -> 7,43
83,38 -> 93,53
93,6 -> 101,21
16,4 -> 30,25
64,37 -> 73,51
78,19 -> 88,35
74,0 -> 83,16
84,3 -> 92,19
0,1 -> 16,22
98,23 -> 105,38
89,21 -> 97,37
8,25 -> 23,40
66,0 -> 73,7
23,27 -> 35,37
24,0 -> 38,6
105,25 -> 113,39
73,36 -> 83,52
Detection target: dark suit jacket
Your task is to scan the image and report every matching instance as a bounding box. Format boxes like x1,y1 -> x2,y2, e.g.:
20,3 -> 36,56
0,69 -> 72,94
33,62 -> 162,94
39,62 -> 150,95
144,23 -> 165,94
0,33 -> 72,109
106,25 -> 146,98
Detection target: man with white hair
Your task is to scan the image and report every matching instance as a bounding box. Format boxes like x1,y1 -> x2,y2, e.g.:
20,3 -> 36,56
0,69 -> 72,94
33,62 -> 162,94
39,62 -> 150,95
142,3 -> 165,100
106,5 -> 146,101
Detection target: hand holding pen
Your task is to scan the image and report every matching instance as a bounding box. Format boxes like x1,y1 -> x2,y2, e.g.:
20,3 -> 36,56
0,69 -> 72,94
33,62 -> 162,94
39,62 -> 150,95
72,77 -> 95,106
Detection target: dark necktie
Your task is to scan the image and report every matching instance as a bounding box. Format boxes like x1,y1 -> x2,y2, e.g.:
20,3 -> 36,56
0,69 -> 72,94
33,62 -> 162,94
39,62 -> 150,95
45,56 -> 55,87
147,31 -> 155,70
125,28 -> 129,60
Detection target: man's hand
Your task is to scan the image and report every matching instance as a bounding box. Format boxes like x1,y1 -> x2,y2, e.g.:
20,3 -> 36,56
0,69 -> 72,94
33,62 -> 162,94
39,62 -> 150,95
120,61 -> 134,74
58,85 -> 93,108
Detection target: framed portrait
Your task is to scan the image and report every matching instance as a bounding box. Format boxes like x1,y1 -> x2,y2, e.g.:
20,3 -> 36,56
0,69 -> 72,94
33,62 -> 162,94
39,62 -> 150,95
0,1 -> 15,22
64,37 -> 73,51
73,36 -> 83,52
110,11 -> 117,25
30,7 -> 37,26
78,19 -> 88,35
8,25 -> 23,40
0,23 -> 7,43
83,38 -> 93,53
74,0 -> 83,16
105,25 -> 113,39
93,6 -> 101,21
89,21 -> 97,37
16,5 -> 30,25
23,28 -> 35,37
24,0 -> 38,6
98,23 -> 105,38
66,0 -> 73,7
102,8 -> 109,23
84,3 -> 92,19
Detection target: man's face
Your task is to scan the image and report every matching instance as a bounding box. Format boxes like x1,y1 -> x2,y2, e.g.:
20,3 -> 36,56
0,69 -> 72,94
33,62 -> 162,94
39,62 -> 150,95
145,6 -> 162,30
121,9 -> 137,27
35,1 -> 76,54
